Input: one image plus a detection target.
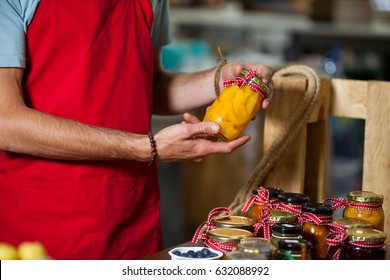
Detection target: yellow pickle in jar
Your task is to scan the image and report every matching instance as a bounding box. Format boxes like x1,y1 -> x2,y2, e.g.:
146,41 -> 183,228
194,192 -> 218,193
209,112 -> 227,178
343,191 -> 385,231
203,69 -> 270,141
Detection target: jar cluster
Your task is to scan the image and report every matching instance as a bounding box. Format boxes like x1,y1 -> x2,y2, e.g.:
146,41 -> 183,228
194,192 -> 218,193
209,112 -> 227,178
194,188 -> 387,260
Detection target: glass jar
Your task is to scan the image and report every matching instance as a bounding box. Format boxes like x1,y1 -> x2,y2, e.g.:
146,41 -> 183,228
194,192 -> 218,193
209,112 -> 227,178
207,228 -> 253,252
223,250 -> 266,260
236,237 -> 276,259
341,228 -> 387,260
252,187 -> 284,223
256,209 -> 297,239
300,203 -> 333,260
278,192 -> 310,216
213,215 -> 254,232
271,222 -> 303,248
203,69 -> 270,141
343,191 -> 385,231
326,217 -> 372,260
274,239 -> 312,260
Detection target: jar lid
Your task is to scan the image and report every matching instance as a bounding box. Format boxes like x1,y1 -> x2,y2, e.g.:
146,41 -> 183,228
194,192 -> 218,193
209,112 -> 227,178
207,228 -> 253,243
347,191 -> 384,204
345,228 -> 386,243
236,238 -> 274,257
278,192 -> 310,205
272,223 -> 303,234
224,250 -> 266,260
213,215 -> 254,229
332,217 -> 372,229
268,209 -> 297,222
240,69 -> 270,97
252,186 -> 284,199
277,238 -> 312,252
301,202 -> 333,215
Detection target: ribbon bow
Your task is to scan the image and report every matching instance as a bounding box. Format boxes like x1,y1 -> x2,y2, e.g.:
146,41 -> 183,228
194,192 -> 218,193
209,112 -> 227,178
223,70 -> 268,99
326,223 -> 348,260
298,212 -> 332,225
241,186 -> 279,213
192,207 -> 232,245
322,197 -> 348,211
253,208 -> 276,239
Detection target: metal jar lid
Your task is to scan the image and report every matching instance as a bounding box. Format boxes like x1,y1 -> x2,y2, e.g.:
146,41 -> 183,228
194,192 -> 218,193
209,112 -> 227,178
272,222 -> 303,235
213,215 -> 254,229
347,191 -> 384,204
224,250 -> 266,260
207,228 -> 253,243
252,186 -> 284,199
268,209 -> 297,222
332,217 -> 372,229
345,228 -> 386,243
301,202 -> 333,215
239,69 -> 270,98
278,192 -> 310,205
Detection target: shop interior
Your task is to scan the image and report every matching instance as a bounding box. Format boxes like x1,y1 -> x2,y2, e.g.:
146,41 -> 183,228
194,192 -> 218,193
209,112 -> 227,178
153,0 -> 390,248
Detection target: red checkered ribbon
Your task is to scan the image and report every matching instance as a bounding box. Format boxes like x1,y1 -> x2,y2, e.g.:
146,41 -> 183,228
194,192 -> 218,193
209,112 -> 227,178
326,223 -> 348,260
253,208 -> 276,239
348,241 -> 384,248
322,197 -> 348,211
298,212 -> 332,225
202,239 -> 237,254
223,69 -> 268,99
192,207 -> 232,244
241,186 -> 279,213
279,202 -> 302,216
322,197 -> 382,214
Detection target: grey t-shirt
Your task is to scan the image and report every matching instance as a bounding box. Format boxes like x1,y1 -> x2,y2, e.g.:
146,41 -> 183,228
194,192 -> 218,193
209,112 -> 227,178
0,0 -> 172,68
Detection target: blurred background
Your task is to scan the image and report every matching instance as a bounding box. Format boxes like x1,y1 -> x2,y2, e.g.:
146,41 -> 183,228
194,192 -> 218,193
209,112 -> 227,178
153,0 -> 390,248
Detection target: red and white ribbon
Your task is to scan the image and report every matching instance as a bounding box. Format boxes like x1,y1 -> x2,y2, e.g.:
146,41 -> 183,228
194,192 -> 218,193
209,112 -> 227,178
223,69 -> 268,99
253,208 -> 276,239
202,238 -> 237,253
241,186 -> 279,213
322,197 -> 348,211
298,212 -> 332,225
326,223 -> 348,260
279,202 -> 302,216
192,207 -> 232,244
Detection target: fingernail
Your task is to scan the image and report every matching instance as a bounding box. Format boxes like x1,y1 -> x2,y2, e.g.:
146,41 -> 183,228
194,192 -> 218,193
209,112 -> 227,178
211,124 -> 220,133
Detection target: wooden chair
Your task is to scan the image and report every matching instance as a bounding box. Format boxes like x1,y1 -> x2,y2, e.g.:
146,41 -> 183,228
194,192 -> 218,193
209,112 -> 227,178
180,68 -> 390,249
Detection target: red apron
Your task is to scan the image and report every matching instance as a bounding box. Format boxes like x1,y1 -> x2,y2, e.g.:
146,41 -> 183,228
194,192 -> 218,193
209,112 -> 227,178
0,0 -> 162,259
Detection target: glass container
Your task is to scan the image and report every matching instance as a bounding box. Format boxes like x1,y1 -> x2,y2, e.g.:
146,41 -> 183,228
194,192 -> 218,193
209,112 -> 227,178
203,69 -> 270,141
343,191 -> 385,231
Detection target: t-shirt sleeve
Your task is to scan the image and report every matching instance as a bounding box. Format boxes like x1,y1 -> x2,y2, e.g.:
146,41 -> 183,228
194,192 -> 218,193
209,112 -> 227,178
151,0 -> 173,48
0,0 -> 40,68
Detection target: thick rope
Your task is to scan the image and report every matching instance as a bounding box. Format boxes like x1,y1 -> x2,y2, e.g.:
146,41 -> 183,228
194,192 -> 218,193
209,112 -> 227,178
228,65 -> 322,215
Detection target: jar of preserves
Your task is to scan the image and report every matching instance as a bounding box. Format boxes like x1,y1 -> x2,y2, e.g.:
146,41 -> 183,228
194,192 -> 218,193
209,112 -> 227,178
223,250 -> 266,260
274,239 -> 312,260
255,209 -> 297,239
250,186 -> 283,223
278,192 -> 310,216
236,237 -> 276,259
206,227 -> 253,252
341,228 -> 387,260
300,203 -> 333,260
271,222 -> 303,248
326,217 -> 372,260
203,69 -> 270,141
213,215 -> 254,232
343,191 -> 385,231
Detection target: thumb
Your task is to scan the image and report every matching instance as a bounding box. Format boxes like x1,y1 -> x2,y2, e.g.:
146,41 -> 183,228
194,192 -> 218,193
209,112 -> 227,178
195,121 -> 220,136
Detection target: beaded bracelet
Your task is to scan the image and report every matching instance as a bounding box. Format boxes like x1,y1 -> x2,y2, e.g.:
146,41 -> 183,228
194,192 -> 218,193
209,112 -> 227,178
147,131 -> 157,166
